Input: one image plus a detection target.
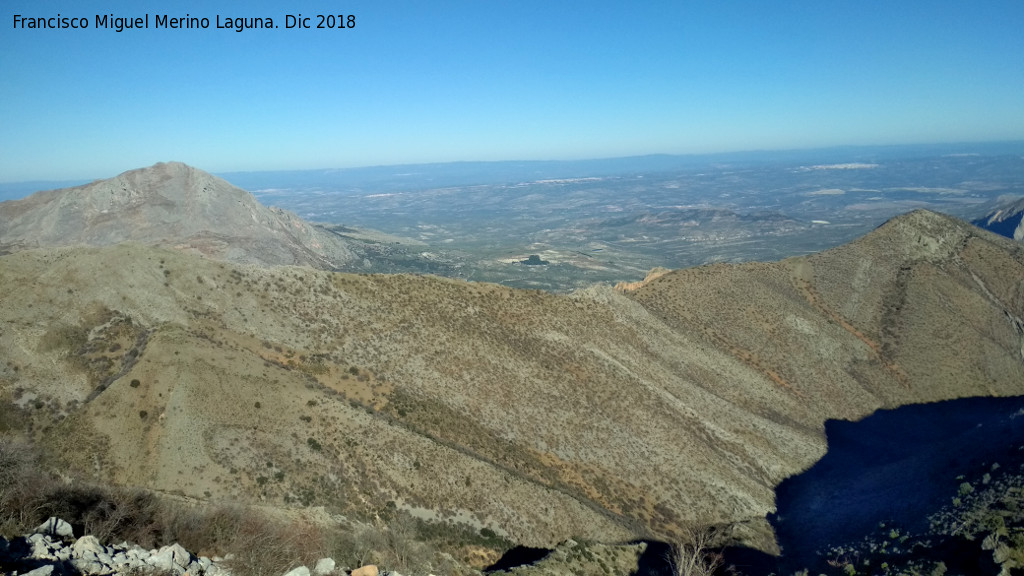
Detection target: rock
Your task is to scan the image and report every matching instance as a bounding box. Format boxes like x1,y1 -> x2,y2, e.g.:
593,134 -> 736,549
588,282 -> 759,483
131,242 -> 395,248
150,542 -> 193,572
351,565 -> 379,576
24,566 -> 55,576
313,557 -> 336,575
72,556 -> 109,574
283,566 -> 311,576
73,534 -> 106,557
35,517 -> 74,539
29,537 -> 54,559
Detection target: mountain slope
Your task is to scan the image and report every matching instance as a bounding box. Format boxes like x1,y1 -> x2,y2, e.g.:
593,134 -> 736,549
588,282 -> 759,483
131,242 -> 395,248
973,196 -> 1024,241
1,210 -> 1022,555
0,162 -> 356,268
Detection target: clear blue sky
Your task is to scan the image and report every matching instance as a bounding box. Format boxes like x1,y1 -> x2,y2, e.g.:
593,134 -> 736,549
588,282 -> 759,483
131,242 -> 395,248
2,0 -> 1023,181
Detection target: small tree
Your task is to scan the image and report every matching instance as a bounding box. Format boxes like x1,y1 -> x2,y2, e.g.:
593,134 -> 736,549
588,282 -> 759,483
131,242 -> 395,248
667,525 -> 724,576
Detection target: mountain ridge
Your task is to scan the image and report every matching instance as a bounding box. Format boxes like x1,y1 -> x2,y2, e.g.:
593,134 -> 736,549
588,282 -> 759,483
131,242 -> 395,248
973,195 -> 1024,242
2,207 -> 1022,556
1,160 -> 1022,554
0,162 -> 356,268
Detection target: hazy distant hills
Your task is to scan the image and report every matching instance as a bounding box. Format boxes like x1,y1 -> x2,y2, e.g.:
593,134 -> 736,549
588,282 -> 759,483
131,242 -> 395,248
973,196 -> 1024,241
0,162 -> 358,268
2,199 -> 1021,555
232,146 -> 1024,291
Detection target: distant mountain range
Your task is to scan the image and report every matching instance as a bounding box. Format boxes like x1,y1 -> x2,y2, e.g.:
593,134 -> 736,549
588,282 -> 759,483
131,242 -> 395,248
1,162 -> 1022,559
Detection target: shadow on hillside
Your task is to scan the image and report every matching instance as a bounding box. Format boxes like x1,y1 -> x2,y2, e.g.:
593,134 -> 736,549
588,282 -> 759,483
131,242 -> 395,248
484,545 -> 552,572
631,540 -> 673,576
725,394 -> 1024,575
773,395 -> 1024,566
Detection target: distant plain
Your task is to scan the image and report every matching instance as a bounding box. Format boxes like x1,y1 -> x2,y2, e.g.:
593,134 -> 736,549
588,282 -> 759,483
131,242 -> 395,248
204,143 -> 1024,291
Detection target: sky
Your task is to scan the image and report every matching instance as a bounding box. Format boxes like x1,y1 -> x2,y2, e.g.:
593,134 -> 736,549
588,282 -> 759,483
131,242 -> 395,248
2,0 -> 1023,181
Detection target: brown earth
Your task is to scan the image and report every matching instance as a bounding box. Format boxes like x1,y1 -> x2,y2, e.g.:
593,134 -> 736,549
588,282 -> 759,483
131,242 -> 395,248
1,210 -> 1022,554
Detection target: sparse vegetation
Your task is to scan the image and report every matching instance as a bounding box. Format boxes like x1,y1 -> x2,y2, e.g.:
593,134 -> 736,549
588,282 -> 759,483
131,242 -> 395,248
0,437 -> 494,575
666,526 -> 724,576
1,205 -> 1023,572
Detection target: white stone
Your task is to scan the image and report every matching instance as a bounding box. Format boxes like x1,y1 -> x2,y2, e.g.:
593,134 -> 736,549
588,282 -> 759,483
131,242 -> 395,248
34,517 -> 74,539
30,538 -> 53,559
151,542 -> 193,572
283,566 -> 311,576
73,534 -> 106,557
72,557 -> 108,574
313,557 -> 336,575
24,566 -> 55,576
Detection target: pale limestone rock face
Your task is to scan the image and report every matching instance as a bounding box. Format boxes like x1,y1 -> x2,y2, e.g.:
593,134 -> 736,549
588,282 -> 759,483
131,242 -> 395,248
973,195 -> 1024,243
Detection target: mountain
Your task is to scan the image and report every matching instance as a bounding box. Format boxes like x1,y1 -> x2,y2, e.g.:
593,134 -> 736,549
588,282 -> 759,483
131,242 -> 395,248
973,196 -> 1024,241
0,162 -> 356,268
1,209 -> 1022,557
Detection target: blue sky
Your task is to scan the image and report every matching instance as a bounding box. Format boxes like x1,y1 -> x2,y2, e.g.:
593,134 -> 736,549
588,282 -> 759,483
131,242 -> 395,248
2,0 -> 1023,181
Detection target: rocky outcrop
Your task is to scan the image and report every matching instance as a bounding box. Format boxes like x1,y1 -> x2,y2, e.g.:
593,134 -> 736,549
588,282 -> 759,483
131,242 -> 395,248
0,517 -> 363,576
973,196 -> 1024,242
1,518 -> 224,575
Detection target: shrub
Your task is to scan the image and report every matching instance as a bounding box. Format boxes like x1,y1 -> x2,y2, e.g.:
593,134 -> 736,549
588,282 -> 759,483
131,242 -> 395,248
223,514 -> 325,576
0,438 -> 57,535
666,526 -> 723,576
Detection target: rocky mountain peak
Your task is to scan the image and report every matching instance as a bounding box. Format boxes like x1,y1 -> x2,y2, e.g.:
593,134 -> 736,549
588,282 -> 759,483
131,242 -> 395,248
0,162 -> 355,268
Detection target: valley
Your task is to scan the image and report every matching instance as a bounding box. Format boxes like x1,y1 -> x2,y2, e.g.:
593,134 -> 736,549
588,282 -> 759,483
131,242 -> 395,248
224,145 -> 1024,291
1,153 -> 1024,575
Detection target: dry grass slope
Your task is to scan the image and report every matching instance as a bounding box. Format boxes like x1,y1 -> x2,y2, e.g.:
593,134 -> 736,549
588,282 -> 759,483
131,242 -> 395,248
1,210 -> 1022,555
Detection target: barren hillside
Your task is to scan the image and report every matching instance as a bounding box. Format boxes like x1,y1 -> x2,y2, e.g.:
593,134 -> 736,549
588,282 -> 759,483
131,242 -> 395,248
0,162 -> 356,268
1,210 -> 1022,555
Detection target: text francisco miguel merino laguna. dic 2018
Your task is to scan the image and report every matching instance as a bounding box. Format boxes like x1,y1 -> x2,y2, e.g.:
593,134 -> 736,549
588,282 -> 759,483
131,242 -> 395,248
12,13 -> 355,32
